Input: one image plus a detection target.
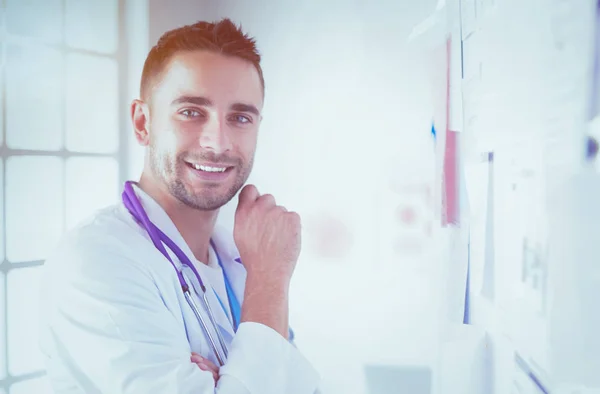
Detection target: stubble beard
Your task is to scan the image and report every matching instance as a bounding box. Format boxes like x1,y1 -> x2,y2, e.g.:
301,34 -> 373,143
149,143 -> 253,211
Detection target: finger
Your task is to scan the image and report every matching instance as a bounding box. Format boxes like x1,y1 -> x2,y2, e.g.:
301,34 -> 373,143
286,211 -> 301,225
192,355 -> 219,375
257,193 -> 276,209
201,358 -> 219,372
191,354 -> 202,364
194,359 -> 219,380
237,184 -> 259,211
197,363 -> 219,382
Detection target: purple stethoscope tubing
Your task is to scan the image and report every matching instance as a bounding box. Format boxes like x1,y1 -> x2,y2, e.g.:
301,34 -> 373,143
122,181 -> 229,366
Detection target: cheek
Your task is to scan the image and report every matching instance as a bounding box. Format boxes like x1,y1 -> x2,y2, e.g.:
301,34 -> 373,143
235,135 -> 257,164
149,136 -> 182,171
150,126 -> 184,152
150,112 -> 183,142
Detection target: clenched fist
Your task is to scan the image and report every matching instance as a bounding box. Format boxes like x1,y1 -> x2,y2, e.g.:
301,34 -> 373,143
234,185 -> 301,285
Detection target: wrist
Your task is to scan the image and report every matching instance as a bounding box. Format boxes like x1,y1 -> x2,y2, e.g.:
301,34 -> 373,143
245,271 -> 290,295
241,272 -> 290,339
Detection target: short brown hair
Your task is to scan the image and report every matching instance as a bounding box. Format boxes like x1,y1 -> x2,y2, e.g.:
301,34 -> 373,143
140,18 -> 264,101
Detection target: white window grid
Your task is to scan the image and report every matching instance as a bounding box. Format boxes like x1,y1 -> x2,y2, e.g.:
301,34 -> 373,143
0,0 -> 130,391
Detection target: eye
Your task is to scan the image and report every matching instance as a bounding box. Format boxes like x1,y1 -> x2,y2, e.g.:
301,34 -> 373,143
180,109 -> 202,118
230,114 -> 252,124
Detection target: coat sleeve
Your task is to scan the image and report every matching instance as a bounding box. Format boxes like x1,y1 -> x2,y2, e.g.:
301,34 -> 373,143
40,236 -> 320,394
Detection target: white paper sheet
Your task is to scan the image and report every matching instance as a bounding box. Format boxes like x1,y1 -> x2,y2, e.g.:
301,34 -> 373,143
461,0 -> 478,39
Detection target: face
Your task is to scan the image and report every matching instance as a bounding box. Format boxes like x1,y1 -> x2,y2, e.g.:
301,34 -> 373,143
135,50 -> 263,210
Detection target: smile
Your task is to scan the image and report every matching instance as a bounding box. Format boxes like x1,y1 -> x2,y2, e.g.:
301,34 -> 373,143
190,163 -> 227,172
184,160 -> 233,172
184,160 -> 233,181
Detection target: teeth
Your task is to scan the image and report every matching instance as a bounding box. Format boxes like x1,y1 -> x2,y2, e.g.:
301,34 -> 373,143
192,163 -> 226,172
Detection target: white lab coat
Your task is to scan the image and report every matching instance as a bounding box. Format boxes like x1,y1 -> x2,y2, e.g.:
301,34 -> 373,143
39,184 -> 321,394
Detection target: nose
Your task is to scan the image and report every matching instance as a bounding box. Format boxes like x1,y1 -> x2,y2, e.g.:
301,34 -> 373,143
199,116 -> 232,154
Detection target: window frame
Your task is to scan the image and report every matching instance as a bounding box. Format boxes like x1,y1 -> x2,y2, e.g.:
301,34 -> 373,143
0,0 -> 130,391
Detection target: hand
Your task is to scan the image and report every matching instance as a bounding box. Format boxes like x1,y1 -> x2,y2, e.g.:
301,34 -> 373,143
191,352 -> 219,384
234,184 -> 301,286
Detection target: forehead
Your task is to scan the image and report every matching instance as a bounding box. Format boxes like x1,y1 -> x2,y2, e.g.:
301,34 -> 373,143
151,50 -> 264,108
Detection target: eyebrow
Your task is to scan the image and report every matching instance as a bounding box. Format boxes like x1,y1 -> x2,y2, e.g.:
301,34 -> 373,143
171,95 -> 260,116
231,103 -> 260,116
171,96 -> 213,107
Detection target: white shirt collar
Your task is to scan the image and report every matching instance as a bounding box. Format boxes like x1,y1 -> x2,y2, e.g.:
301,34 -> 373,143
126,182 -> 241,264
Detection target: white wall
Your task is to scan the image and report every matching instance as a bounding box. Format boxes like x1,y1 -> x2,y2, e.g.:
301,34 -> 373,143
141,2 -> 448,393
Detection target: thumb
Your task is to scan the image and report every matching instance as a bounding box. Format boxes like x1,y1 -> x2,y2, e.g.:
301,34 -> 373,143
236,184 -> 259,214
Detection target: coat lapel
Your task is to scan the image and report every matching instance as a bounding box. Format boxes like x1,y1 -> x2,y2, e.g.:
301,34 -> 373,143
130,184 -> 239,345
211,225 -> 247,307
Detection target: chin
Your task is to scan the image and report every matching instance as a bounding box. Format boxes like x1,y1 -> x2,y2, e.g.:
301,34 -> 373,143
188,184 -> 238,209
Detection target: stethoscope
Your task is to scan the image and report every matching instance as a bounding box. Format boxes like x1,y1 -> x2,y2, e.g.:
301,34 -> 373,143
122,181 -> 240,366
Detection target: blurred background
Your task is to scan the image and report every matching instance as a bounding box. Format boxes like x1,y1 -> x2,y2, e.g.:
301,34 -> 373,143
1,0 -> 599,393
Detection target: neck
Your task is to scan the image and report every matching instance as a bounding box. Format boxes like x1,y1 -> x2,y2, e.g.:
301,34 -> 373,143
138,173 -> 218,264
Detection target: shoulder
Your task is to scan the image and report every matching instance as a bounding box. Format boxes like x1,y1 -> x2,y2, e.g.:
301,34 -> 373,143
44,204 -> 152,282
39,205 -> 165,330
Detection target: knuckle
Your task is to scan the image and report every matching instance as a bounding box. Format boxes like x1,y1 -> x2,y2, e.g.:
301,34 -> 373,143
258,193 -> 276,206
287,211 -> 301,223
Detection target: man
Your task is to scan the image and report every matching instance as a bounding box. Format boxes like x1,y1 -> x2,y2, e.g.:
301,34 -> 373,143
39,18 -> 321,394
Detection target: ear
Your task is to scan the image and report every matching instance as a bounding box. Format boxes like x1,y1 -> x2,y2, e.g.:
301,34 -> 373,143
131,99 -> 150,146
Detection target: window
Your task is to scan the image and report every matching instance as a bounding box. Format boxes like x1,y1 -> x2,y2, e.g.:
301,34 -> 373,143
0,0 -> 128,391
